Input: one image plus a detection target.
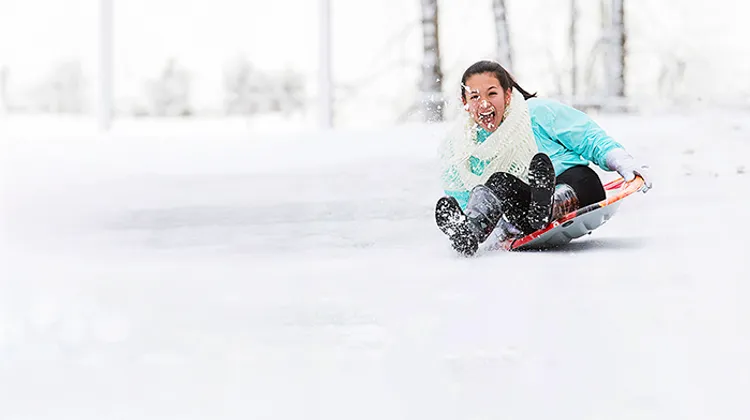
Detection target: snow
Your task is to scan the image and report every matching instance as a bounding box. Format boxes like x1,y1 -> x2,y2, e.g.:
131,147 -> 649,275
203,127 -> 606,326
1,110 -> 749,419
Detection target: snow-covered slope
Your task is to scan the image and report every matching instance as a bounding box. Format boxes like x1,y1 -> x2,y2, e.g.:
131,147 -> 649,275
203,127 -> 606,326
1,110 -> 749,419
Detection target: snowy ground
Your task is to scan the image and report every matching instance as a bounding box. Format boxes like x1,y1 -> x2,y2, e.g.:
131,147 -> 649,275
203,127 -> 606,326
1,110 -> 749,419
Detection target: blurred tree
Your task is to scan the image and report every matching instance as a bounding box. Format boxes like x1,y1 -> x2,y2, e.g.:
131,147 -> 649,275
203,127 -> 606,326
609,0 -> 626,98
579,0 -> 627,110
492,0 -> 513,70
0,66 -> 8,113
145,58 -> 192,117
657,56 -> 686,100
53,60 -> 86,113
419,0 -> 444,122
596,0 -> 626,99
569,0 -> 578,97
223,57 -> 305,116
29,59 -> 86,114
580,1 -> 610,100
223,56 -> 258,115
276,69 -> 306,113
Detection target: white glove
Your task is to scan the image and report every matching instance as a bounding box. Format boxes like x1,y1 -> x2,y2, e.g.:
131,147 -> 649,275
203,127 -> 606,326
605,148 -> 652,193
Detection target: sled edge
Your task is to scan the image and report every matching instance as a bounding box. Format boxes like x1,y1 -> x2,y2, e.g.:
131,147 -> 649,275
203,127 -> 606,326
500,176 -> 645,251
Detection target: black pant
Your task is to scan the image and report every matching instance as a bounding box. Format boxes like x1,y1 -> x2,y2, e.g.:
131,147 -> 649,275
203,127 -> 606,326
556,165 -> 606,207
483,165 -> 605,234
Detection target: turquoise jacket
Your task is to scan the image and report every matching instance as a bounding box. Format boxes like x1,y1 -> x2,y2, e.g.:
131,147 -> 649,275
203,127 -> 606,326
445,98 -> 623,208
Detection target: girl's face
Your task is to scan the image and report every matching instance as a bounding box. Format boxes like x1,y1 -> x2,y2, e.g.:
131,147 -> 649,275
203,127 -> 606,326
461,72 -> 511,132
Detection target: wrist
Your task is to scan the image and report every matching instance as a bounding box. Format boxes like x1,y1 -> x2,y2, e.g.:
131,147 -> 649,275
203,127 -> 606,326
605,148 -> 633,172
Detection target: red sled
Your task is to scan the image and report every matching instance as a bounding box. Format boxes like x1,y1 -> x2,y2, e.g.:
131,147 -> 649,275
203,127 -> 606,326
492,175 -> 646,251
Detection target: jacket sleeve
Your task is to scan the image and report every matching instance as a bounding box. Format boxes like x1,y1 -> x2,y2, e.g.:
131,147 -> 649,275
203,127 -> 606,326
533,100 -> 623,171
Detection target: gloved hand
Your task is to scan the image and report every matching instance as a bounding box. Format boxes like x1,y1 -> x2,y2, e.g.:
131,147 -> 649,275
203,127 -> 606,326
605,148 -> 652,193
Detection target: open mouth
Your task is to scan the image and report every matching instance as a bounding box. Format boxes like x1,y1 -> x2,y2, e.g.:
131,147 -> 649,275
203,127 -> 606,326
478,109 -> 496,129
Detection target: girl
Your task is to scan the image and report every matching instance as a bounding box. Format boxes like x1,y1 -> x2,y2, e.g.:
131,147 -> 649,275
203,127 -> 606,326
435,60 -> 651,255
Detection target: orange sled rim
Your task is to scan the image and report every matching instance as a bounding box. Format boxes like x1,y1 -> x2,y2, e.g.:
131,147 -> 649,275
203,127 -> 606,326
500,175 -> 645,251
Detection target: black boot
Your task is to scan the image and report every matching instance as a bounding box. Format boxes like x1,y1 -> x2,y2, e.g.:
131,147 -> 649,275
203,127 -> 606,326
435,185 -> 504,256
435,196 -> 479,256
550,183 -> 580,220
527,153 -> 556,230
464,185 -> 505,242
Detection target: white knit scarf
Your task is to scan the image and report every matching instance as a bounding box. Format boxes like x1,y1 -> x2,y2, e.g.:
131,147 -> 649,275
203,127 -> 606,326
439,89 -> 538,192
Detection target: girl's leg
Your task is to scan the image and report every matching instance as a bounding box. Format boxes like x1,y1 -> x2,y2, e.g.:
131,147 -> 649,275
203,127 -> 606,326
485,153 -> 557,233
555,165 -> 606,207
485,163 -> 606,234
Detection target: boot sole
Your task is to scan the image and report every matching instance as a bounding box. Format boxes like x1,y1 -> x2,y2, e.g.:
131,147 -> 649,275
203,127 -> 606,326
435,197 -> 479,256
527,154 -> 556,230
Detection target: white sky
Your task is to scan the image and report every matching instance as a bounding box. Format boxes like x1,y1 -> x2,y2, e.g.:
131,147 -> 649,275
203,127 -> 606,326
0,0 -> 748,125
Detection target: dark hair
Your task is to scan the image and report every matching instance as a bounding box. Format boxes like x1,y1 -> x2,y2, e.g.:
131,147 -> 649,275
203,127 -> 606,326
460,60 -> 537,101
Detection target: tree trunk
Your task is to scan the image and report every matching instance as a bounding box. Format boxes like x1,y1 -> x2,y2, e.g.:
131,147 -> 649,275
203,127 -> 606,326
492,0 -> 513,69
98,0 -> 113,130
420,0 -> 443,122
569,0 -> 578,97
0,66 -> 9,113
610,0 -> 625,97
318,0 -> 333,128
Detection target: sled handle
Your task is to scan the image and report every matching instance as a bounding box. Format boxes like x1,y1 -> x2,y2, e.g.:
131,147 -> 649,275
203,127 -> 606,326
623,176 -> 646,194
603,176 -> 645,192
